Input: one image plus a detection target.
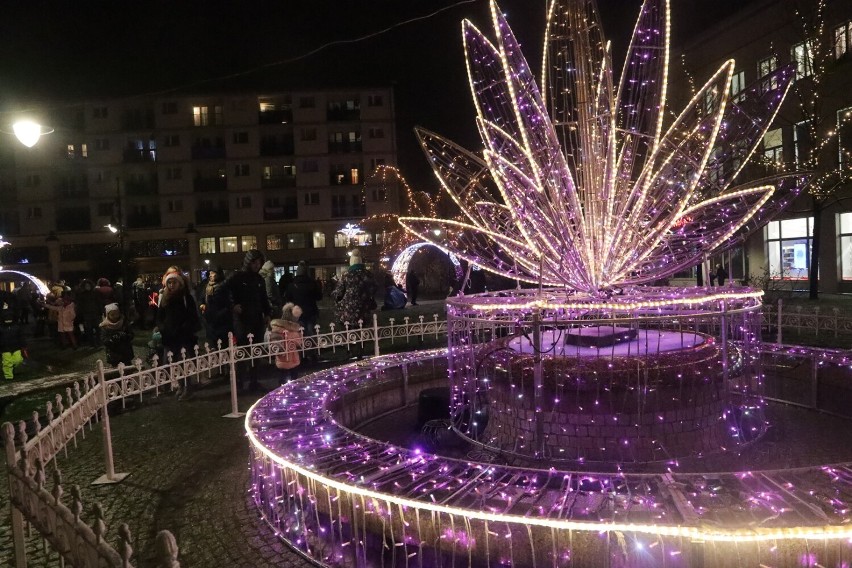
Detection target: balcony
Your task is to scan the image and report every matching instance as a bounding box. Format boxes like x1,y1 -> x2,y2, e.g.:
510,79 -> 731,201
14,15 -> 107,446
329,169 -> 363,186
327,108 -> 360,121
261,175 -> 296,189
122,148 -> 157,163
193,177 -> 228,192
259,109 -> 293,124
328,140 -> 362,153
126,211 -> 161,229
260,139 -> 295,156
191,146 -> 226,160
124,178 -> 159,196
195,208 -> 230,225
263,205 -> 298,221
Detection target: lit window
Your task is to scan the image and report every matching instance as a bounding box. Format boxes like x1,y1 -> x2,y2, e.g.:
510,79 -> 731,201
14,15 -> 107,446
838,212 -> 852,280
350,168 -> 360,184
763,128 -> 783,164
287,233 -> 306,249
334,233 -> 348,247
765,217 -> 813,280
219,236 -> 238,253
241,235 -> 257,250
837,106 -> 852,167
193,106 -> 209,126
199,237 -> 216,254
730,70 -> 745,102
758,56 -> 778,91
267,234 -> 283,251
791,41 -> 814,78
835,22 -> 851,59
313,232 -> 326,248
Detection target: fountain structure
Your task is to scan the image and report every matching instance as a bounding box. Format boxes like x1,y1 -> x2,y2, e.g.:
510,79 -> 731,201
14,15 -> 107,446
245,1 -> 852,566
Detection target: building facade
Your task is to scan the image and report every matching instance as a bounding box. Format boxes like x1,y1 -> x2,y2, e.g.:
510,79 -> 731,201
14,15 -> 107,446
0,87 -> 399,285
674,0 -> 852,293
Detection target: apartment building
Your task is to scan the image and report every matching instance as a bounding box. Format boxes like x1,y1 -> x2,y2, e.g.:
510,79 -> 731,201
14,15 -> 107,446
673,0 -> 852,293
0,87 -> 399,284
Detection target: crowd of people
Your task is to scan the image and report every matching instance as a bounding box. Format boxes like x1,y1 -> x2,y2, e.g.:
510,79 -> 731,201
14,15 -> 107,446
0,248 -> 432,384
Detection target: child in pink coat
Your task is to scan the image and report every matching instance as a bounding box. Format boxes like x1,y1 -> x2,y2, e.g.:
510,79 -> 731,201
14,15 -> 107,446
44,291 -> 77,349
269,303 -> 303,385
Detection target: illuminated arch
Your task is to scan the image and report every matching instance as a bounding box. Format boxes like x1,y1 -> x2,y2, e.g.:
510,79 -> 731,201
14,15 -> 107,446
0,269 -> 51,295
390,242 -> 463,288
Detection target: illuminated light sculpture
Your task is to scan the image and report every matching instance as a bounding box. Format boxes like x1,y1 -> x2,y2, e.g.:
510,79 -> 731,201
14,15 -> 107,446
246,0 -> 829,566
389,241 -> 464,288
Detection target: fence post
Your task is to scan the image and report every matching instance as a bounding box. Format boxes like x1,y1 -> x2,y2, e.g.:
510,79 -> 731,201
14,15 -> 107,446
92,360 -> 130,485
811,354 -> 819,410
776,299 -> 783,346
3,422 -> 27,568
223,332 -> 244,418
373,314 -> 380,357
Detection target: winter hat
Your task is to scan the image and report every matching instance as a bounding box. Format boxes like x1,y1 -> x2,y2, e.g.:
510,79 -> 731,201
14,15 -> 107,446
97,278 -> 111,287
105,303 -> 120,314
163,271 -> 184,288
261,260 -> 275,272
349,249 -> 363,266
296,261 -> 307,276
244,249 -> 264,266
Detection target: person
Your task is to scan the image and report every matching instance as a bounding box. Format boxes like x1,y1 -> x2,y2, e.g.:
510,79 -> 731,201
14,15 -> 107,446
76,279 -> 103,347
95,277 -> 116,309
44,291 -> 77,349
405,269 -> 420,306
716,264 -> 729,286
14,283 -> 31,325
0,319 -> 26,380
132,276 -> 149,329
269,303 -> 303,385
221,249 -> 272,391
200,268 -> 233,348
260,260 -> 283,318
284,261 -> 322,363
156,269 -> 200,362
381,273 -> 407,310
333,249 -> 378,358
99,302 -> 135,367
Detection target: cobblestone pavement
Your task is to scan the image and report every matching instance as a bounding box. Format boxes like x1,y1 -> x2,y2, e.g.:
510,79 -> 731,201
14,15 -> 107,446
0,372 -> 316,568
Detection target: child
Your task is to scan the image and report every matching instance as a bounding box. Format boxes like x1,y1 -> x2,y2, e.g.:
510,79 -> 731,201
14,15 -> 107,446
43,291 -> 77,349
0,319 -> 26,380
147,327 -> 163,364
269,303 -> 303,385
100,303 -> 135,367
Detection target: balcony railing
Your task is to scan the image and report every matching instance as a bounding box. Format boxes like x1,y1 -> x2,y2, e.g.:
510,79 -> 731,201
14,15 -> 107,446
259,109 -> 294,124
193,178 -> 228,192
191,146 -> 226,160
195,208 -> 230,225
328,140 -> 362,153
263,206 -> 298,221
261,175 -> 296,189
122,149 -> 157,163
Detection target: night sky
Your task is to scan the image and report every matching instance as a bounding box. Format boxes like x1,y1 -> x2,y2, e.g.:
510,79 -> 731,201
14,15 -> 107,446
0,0 -> 753,189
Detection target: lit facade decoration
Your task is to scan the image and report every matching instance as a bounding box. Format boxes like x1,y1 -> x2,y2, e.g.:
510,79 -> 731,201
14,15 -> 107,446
400,0 -> 807,294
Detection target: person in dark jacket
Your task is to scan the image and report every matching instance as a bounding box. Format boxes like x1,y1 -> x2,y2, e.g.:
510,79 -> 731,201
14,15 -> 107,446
156,270 -> 200,362
221,249 -> 271,391
284,261 -> 323,363
76,279 -> 103,347
200,268 -> 233,348
333,250 -> 378,358
715,264 -> 729,286
99,302 -> 135,367
405,270 -> 420,306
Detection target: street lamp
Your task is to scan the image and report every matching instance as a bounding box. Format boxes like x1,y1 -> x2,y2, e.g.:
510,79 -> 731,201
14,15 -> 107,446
9,120 -> 54,148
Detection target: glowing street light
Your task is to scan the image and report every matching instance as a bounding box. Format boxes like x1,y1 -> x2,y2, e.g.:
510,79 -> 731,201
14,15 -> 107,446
11,120 -> 54,148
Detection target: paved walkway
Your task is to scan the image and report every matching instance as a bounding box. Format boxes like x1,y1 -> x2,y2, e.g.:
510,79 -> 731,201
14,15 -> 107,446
0,370 -> 315,568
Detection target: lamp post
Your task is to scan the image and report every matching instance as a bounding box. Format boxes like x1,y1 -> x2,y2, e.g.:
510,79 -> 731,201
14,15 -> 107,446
105,179 -> 130,319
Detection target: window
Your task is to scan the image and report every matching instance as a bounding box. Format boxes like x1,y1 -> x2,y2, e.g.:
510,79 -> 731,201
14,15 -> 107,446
163,134 -> 180,147
236,196 -> 252,209
287,233 -> 306,249
372,188 -> 387,202
334,233 -> 349,247
24,174 -> 40,187
368,127 -> 384,139
233,131 -> 249,144
66,144 -> 87,159
193,106 -> 208,126
234,163 -> 250,177
167,199 -> 183,212
370,158 -> 386,170
26,207 -> 42,219
95,138 -> 110,151
199,237 -> 216,254
838,107 -> 852,167
835,22 -> 851,59
97,202 -> 114,216
304,192 -> 319,205
763,128 -> 783,164
313,232 -> 326,248
792,41 -> 814,78
301,159 -> 319,173
93,107 -> 108,119
730,70 -> 745,102
758,56 -> 778,91
300,128 -> 317,141
162,101 -> 178,114
351,168 -> 360,184
218,236 -> 238,253
166,167 -> 182,180
367,95 -> 383,106
299,96 -> 315,108
838,212 -> 852,280
765,217 -> 813,279
241,235 -> 257,250
794,121 -> 812,167
267,234 -> 283,251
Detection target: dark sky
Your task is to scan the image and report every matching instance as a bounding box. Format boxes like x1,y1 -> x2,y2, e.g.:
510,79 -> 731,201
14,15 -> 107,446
0,0 -> 752,189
